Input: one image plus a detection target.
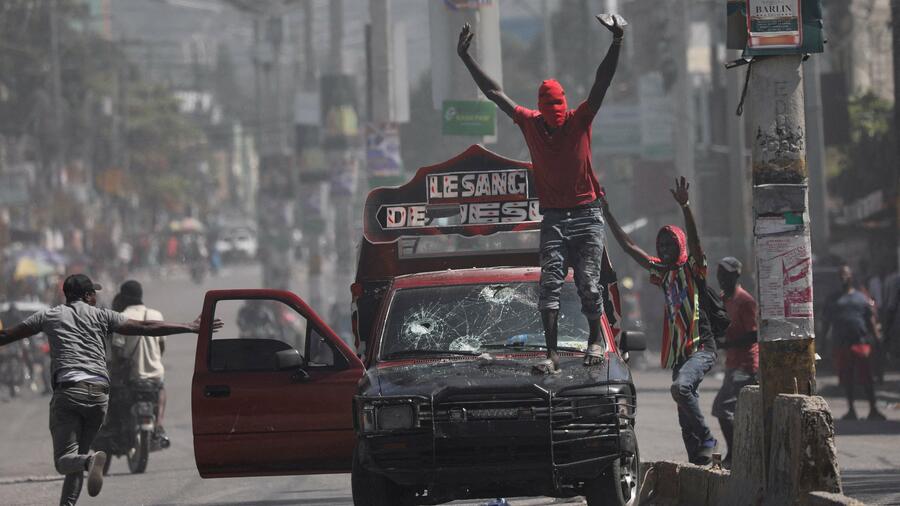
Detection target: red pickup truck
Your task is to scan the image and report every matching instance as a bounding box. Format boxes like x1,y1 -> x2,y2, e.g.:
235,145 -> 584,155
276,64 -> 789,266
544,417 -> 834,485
190,146 -> 645,506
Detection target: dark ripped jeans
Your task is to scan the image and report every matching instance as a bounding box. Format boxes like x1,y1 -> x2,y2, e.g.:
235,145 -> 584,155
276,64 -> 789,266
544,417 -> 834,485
50,383 -> 108,506
538,206 -> 606,319
671,350 -> 717,463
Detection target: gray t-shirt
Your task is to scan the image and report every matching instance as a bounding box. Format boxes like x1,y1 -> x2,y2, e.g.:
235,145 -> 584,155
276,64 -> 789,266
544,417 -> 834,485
22,301 -> 129,384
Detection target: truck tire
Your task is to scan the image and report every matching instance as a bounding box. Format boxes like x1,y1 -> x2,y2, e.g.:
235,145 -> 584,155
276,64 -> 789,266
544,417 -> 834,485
351,447 -> 414,506
584,428 -> 640,506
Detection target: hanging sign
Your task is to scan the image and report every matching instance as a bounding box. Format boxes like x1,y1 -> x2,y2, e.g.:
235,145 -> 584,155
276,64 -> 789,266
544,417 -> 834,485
746,0 -> 802,51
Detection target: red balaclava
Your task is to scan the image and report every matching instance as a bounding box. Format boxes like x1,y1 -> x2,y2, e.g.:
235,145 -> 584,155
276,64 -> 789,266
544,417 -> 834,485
653,225 -> 689,267
538,79 -> 568,128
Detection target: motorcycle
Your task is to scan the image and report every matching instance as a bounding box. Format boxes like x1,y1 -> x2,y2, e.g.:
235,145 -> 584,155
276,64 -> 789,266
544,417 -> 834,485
92,380 -> 169,474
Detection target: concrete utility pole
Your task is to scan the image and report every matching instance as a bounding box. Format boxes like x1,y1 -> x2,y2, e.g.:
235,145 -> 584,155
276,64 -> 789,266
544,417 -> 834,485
803,55 -> 829,253
48,0 -> 64,189
746,55 -> 817,460
893,0 -> 900,268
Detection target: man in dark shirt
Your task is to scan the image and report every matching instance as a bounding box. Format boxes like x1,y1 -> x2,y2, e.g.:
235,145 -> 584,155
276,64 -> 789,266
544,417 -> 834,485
457,15 -> 623,373
0,274 -> 221,505
823,265 -> 885,421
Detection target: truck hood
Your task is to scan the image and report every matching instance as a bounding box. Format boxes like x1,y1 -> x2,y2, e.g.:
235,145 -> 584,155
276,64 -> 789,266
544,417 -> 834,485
360,354 -> 633,398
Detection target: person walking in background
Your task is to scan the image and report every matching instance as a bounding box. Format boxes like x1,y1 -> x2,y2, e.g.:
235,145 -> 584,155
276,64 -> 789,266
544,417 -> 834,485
602,177 -> 719,465
457,14 -> 624,373
823,265 -> 886,421
0,274 -> 220,505
711,257 -> 758,469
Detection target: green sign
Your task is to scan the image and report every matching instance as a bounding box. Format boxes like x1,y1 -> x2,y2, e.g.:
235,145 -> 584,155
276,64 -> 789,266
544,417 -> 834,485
442,100 -> 496,136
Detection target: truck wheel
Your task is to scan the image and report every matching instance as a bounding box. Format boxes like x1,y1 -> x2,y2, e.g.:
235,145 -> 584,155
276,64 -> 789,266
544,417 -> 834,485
351,447 -> 414,506
584,428 -> 640,506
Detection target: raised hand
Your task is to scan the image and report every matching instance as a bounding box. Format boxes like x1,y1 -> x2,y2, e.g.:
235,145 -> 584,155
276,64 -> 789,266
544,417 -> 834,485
596,14 -> 625,38
457,22 -> 474,58
670,176 -> 690,207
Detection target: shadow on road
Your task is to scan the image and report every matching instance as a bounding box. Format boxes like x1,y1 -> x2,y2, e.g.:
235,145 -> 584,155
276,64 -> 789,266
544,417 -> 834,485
834,420 -> 900,436
842,469 -> 900,504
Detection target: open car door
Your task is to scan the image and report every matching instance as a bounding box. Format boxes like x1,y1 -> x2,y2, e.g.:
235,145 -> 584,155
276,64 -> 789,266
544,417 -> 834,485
192,289 -> 364,478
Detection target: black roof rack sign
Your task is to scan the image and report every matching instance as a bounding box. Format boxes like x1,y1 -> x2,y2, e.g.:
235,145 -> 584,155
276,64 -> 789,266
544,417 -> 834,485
363,145 -> 540,244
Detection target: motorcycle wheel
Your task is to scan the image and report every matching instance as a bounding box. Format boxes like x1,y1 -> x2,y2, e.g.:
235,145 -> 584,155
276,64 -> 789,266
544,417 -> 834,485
127,429 -> 150,474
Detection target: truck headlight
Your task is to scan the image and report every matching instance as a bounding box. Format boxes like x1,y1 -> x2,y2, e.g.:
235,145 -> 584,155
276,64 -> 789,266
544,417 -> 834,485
376,404 -> 415,430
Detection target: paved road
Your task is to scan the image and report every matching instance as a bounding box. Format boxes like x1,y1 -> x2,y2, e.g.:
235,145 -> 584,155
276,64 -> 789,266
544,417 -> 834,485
1,262 -> 898,505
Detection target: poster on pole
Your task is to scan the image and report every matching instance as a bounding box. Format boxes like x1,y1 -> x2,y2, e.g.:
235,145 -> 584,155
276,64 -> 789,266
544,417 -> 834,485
366,123 -> 403,179
757,234 -> 813,321
746,0 -> 802,51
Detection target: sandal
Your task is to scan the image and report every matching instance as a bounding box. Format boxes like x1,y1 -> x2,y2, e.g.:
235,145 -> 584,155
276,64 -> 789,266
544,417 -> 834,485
583,343 -> 603,366
532,358 -> 561,375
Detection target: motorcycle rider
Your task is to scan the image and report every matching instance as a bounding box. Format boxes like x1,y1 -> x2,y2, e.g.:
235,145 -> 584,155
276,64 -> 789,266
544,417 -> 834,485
109,280 -> 169,445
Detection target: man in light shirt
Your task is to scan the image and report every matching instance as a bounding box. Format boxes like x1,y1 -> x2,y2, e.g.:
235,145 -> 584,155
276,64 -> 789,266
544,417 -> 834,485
109,280 -> 169,444
0,274 -> 220,505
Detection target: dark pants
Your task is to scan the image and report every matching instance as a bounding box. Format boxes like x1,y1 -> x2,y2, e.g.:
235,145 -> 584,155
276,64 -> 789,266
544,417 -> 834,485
712,368 -> 757,458
538,207 -> 606,318
50,384 -> 108,506
670,350 -> 716,462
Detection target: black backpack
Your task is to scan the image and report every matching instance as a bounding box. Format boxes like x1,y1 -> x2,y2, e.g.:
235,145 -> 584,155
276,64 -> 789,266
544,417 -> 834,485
698,279 -> 731,339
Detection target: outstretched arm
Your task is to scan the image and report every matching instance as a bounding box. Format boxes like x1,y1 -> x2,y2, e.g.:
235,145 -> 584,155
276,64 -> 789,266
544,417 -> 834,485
117,316 -> 223,336
587,15 -> 624,112
457,23 -> 517,118
670,177 -> 704,261
600,197 -> 654,271
0,324 -> 39,347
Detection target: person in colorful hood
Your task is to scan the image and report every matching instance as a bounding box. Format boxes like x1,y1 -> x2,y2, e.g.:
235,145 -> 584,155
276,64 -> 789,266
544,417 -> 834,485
457,15 -> 624,374
602,177 -> 720,465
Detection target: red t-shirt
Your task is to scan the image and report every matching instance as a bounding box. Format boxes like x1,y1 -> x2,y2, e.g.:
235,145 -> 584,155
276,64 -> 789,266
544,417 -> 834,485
723,286 -> 759,373
513,101 -> 603,209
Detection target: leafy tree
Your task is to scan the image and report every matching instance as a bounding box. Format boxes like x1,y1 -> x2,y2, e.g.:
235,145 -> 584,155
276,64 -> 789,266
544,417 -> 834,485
829,93 -> 897,202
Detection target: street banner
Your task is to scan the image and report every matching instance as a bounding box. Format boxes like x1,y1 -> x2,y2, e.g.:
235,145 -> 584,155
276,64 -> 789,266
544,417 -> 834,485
365,123 -> 404,180
442,100 -> 496,136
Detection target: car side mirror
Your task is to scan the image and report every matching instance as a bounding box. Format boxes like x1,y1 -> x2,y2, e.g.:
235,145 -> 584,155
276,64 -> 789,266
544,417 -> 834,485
275,349 -> 303,371
621,331 -> 646,352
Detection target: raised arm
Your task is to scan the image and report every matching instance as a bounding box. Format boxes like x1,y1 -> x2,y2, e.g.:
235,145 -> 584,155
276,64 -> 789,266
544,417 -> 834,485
116,316 -> 223,337
600,196 -> 654,271
457,23 -> 517,118
587,15 -> 624,112
670,177 -> 704,261
0,323 -> 39,347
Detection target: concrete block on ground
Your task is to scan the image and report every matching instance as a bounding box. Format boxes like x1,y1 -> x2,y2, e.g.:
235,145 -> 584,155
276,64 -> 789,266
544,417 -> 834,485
725,385 -> 766,506
679,463 -> 729,506
806,491 -> 866,506
639,460 -> 680,505
766,394 -> 841,505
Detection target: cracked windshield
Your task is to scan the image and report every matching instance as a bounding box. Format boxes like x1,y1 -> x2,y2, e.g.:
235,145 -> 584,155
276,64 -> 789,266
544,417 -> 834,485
381,282 -> 593,358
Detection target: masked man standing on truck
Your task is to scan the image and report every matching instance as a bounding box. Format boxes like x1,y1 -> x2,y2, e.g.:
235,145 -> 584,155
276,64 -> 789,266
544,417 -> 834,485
457,15 -> 624,374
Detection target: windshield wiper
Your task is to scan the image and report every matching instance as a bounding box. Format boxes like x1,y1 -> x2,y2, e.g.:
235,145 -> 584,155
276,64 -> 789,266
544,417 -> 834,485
481,343 -> 585,353
384,349 -> 481,360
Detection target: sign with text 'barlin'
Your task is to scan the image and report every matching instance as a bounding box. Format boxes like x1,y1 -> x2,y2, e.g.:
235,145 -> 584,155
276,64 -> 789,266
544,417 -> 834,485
727,0 -> 824,56
363,145 -> 540,244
